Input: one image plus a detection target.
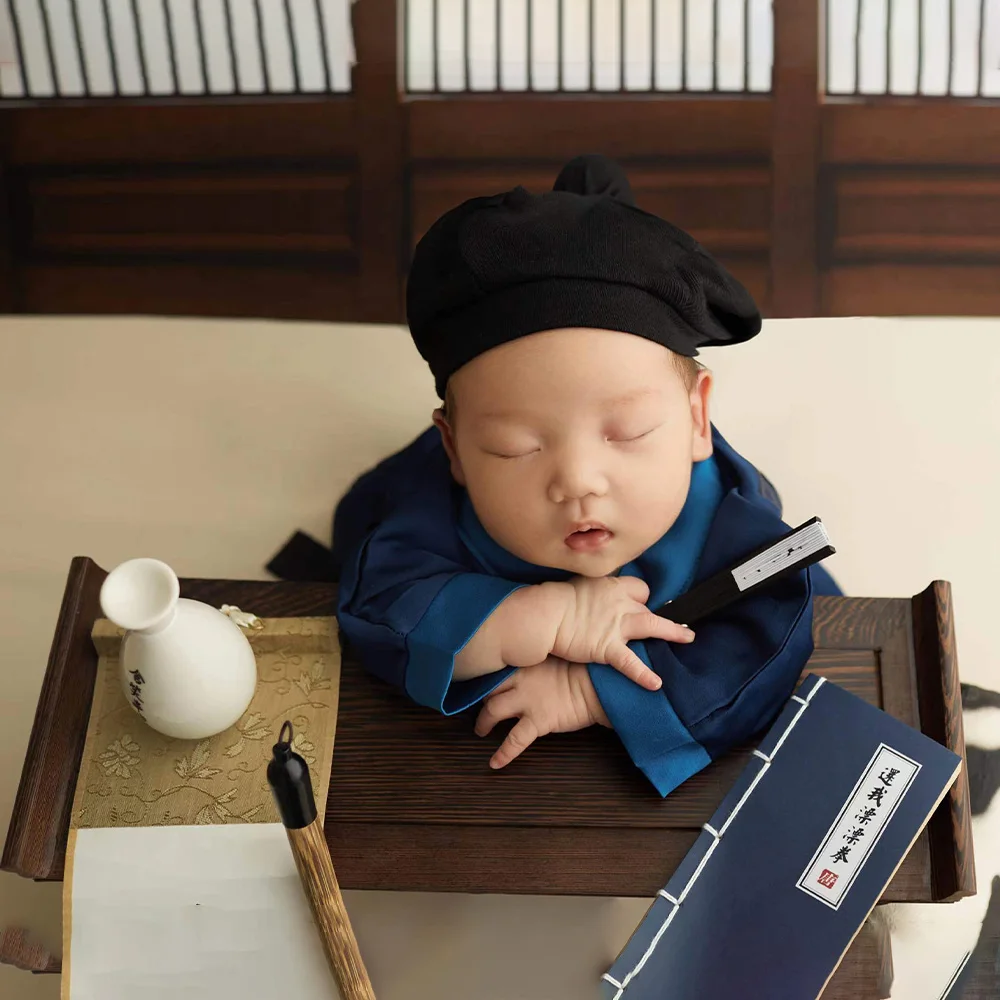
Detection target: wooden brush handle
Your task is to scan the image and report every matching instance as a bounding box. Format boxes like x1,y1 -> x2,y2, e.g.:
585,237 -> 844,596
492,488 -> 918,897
286,819 -> 376,1000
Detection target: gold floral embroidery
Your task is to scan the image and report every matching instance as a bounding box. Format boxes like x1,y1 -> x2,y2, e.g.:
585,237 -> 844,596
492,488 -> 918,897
98,736 -> 141,779
223,712 -> 272,758
192,787 -> 263,826
69,617 -> 340,834
291,732 -> 316,766
294,660 -> 331,699
173,741 -> 222,780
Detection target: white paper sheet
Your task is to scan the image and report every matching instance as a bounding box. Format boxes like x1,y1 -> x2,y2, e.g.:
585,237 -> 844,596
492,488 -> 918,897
66,824 -> 341,999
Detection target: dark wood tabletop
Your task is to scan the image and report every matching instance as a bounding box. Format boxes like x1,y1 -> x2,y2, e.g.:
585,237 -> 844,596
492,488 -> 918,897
2,557 -> 975,906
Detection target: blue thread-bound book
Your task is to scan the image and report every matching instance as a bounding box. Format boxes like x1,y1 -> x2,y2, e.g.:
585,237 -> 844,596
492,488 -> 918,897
600,674 -> 963,1000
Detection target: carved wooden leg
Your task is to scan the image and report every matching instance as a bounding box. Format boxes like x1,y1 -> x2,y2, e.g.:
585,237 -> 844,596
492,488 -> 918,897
0,925 -> 60,974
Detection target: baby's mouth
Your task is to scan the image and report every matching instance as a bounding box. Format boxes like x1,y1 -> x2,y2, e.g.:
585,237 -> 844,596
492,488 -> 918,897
565,522 -> 614,552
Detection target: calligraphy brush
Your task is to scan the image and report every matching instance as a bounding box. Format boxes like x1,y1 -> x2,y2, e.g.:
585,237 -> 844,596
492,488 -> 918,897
656,516 -> 836,625
268,721 -> 376,1000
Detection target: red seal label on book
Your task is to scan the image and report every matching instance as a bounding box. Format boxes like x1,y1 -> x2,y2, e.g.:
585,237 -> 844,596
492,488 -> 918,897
817,869 -> 838,889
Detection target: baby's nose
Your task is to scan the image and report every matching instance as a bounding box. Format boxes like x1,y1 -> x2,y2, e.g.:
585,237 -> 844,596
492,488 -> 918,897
547,457 -> 610,503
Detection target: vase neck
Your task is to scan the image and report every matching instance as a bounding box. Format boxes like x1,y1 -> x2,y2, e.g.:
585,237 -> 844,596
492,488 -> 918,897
134,604 -> 177,635
100,558 -> 182,634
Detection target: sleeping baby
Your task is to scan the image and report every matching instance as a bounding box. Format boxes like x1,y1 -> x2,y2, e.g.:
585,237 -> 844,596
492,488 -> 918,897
329,154 -> 841,796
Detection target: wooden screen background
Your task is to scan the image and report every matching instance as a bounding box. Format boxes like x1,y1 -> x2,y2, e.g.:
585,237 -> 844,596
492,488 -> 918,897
0,0 -> 998,323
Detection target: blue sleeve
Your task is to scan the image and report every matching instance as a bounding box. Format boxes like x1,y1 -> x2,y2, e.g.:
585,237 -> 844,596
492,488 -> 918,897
588,566 -> 815,798
335,435 -> 528,715
588,654 -> 712,798
338,532 -> 527,715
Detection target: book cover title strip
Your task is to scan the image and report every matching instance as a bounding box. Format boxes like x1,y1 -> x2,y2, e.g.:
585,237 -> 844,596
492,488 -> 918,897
796,744 -> 921,910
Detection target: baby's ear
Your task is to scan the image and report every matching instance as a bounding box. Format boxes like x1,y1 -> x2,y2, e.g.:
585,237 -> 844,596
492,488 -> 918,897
690,369 -> 714,462
432,408 -> 467,486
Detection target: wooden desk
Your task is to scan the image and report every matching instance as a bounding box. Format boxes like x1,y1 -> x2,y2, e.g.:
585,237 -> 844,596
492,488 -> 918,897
0,558 -> 976,997
3,556 -> 975,900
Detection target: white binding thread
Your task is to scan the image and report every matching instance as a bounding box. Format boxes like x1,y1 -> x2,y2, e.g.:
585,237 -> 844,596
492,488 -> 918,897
805,678 -> 825,702
718,757 -> 771,838
609,894 -> 684,999
702,823 -> 720,839
606,676 -> 828,995
677,835 -> 721,905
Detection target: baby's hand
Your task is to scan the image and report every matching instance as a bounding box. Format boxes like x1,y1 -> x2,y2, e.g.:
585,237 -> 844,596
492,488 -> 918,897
547,576 -> 694,690
475,657 -> 609,770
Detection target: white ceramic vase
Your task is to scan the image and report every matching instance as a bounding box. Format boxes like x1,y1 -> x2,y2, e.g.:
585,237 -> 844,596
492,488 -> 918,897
99,558 -> 258,740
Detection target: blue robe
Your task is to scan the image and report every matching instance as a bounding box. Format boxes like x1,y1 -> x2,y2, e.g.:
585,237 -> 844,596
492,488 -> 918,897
330,423 -> 842,797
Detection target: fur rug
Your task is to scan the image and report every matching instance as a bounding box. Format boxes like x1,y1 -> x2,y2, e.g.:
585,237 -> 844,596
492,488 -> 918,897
882,684 -> 1000,999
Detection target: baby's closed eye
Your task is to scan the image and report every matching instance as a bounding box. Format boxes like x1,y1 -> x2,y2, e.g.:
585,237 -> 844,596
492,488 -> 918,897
605,422 -> 663,444
482,444 -> 542,459
478,433 -> 543,459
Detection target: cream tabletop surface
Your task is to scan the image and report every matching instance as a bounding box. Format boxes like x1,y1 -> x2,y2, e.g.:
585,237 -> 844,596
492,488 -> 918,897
1,314 -> 998,998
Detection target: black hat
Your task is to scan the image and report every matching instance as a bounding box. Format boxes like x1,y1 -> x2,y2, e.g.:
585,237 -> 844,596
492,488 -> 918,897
406,154 -> 762,398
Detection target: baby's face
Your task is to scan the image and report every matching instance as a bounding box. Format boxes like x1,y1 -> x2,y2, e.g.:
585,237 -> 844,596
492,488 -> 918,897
435,328 -> 714,578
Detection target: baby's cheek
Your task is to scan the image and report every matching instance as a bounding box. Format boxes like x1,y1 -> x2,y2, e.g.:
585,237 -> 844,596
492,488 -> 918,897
470,480 -> 534,533
487,497 -> 550,557
622,474 -> 687,532
485,468 -> 540,510
619,464 -> 674,505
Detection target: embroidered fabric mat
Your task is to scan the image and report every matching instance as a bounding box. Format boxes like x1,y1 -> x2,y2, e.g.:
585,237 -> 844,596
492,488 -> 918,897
68,615 -> 341,831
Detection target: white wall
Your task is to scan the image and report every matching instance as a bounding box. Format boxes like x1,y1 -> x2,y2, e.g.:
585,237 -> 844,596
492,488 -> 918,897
1,0 -> 998,99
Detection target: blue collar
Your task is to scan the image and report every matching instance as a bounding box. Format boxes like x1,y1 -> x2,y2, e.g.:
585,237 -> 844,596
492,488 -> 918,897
456,453 -> 726,603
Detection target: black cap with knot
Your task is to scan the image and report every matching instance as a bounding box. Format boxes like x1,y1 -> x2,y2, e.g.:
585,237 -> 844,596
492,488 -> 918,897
406,153 -> 762,398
